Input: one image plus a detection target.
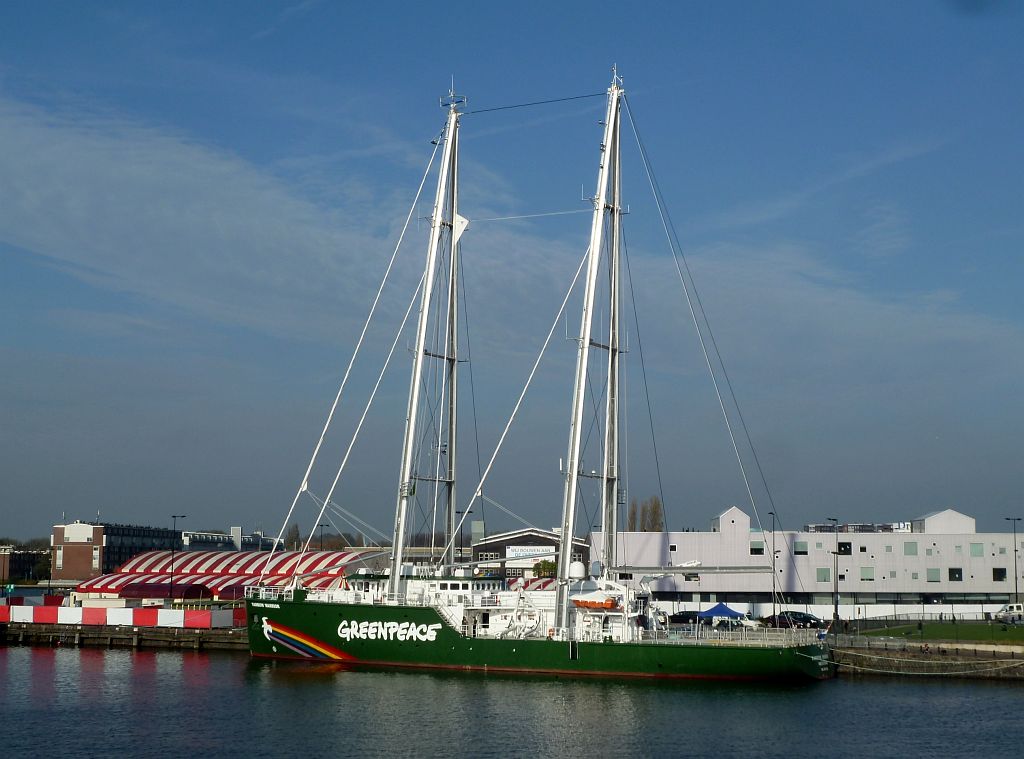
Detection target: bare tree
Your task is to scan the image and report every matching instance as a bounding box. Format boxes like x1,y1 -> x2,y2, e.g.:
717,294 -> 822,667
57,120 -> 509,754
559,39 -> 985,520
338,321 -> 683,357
639,496 -> 665,532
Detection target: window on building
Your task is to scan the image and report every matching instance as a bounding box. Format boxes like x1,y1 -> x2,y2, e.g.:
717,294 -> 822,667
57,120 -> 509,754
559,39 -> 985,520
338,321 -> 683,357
860,567 -> 874,581
793,541 -> 808,556
912,572 -> 919,580
926,568 -> 940,582
993,568 -> 1007,582
948,568 -> 963,582
904,542 -> 918,556
859,546 -> 867,553
970,543 -> 984,557
954,545 -> 962,554
889,570 -> 896,579
925,548 -> 933,556
749,540 -> 764,556
885,545 -> 893,553
999,547 -> 1007,555
816,542 -> 823,550
669,544 -> 677,552
816,567 -> 830,582
92,546 -> 100,570
56,546 -> 63,570
506,568 -> 523,577
838,542 -> 852,555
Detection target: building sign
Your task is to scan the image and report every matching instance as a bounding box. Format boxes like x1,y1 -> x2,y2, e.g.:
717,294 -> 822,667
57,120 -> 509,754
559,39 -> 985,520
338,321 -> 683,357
505,544 -> 554,568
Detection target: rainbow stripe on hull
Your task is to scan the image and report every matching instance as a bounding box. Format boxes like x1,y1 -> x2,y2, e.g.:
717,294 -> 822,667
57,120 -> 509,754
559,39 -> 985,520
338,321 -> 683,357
258,618 -> 353,660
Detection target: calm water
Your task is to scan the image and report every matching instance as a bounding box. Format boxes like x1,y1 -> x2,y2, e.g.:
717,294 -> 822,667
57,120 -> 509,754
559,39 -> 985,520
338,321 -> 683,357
0,646 -> 1017,757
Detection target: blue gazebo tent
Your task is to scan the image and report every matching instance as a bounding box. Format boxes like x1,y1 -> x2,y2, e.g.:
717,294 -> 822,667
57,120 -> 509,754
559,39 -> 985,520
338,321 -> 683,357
697,602 -> 743,619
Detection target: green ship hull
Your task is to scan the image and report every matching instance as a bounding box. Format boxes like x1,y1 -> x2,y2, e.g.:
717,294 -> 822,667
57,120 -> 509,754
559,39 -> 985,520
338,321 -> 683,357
246,598 -> 834,681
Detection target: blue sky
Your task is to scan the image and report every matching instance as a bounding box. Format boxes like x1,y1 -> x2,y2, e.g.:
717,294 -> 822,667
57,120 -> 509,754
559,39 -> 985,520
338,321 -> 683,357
1,1 -> 1022,541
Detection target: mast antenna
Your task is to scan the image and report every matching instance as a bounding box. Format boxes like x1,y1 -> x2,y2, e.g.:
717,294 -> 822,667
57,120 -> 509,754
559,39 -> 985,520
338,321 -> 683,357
441,78 -> 467,110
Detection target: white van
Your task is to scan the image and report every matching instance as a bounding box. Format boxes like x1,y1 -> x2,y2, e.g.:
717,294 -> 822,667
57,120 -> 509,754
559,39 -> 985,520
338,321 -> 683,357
995,603 -> 1024,623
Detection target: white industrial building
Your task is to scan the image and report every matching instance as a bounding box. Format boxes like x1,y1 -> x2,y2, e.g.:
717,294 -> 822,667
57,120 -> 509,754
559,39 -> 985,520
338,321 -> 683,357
611,507 -> 1022,621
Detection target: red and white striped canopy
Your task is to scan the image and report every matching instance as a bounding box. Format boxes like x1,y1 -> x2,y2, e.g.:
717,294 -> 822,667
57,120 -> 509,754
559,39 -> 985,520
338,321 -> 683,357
76,550 -> 375,601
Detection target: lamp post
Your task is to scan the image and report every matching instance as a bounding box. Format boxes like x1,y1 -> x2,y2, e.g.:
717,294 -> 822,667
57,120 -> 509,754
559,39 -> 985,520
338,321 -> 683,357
319,523 -> 328,551
768,511 -> 777,620
827,517 -> 839,632
170,514 -> 186,606
1007,517 -> 1021,603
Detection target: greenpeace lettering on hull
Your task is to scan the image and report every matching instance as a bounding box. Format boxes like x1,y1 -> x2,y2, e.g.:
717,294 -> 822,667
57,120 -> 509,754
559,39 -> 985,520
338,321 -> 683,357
337,619 -> 443,642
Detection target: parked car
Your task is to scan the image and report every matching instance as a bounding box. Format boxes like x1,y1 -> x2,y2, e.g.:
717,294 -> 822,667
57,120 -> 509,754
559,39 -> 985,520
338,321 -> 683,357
669,610 -> 698,625
995,603 -> 1024,624
760,610 -> 827,629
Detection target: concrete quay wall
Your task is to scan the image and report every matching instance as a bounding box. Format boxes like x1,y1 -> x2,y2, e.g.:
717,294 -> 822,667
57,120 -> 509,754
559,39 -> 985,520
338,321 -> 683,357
0,622 -> 249,652
835,640 -> 1024,680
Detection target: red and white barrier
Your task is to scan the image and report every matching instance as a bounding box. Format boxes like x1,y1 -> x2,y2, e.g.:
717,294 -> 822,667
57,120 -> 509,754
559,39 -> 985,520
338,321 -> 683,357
0,604 -> 238,628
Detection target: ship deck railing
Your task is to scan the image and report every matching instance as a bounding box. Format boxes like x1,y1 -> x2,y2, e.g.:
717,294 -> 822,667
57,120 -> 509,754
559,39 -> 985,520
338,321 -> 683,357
246,585 -> 532,611
632,626 -> 824,647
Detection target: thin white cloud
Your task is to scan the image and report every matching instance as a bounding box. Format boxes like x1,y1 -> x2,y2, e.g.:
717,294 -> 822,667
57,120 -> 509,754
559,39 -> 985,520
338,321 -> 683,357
705,138 -> 949,231
250,0 -> 323,41
0,93 -> 409,341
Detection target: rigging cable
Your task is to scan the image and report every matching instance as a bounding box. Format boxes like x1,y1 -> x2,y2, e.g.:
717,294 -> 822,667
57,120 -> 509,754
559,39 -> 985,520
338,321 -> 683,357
473,209 -> 591,223
624,94 -> 807,602
621,227 -> 670,529
438,245 -> 592,563
623,95 -> 769,534
463,92 -> 606,116
306,491 -> 389,544
266,125 -> 444,580
458,248 -> 487,529
295,269 -> 427,567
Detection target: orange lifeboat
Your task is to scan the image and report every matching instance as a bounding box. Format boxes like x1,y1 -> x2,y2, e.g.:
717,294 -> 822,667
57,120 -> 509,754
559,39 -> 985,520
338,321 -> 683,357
571,592 -> 620,610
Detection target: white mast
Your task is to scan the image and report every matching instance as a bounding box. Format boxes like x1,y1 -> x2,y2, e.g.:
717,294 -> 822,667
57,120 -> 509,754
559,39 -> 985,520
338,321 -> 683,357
555,73 -> 623,629
601,85 -> 623,580
390,93 -> 465,594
